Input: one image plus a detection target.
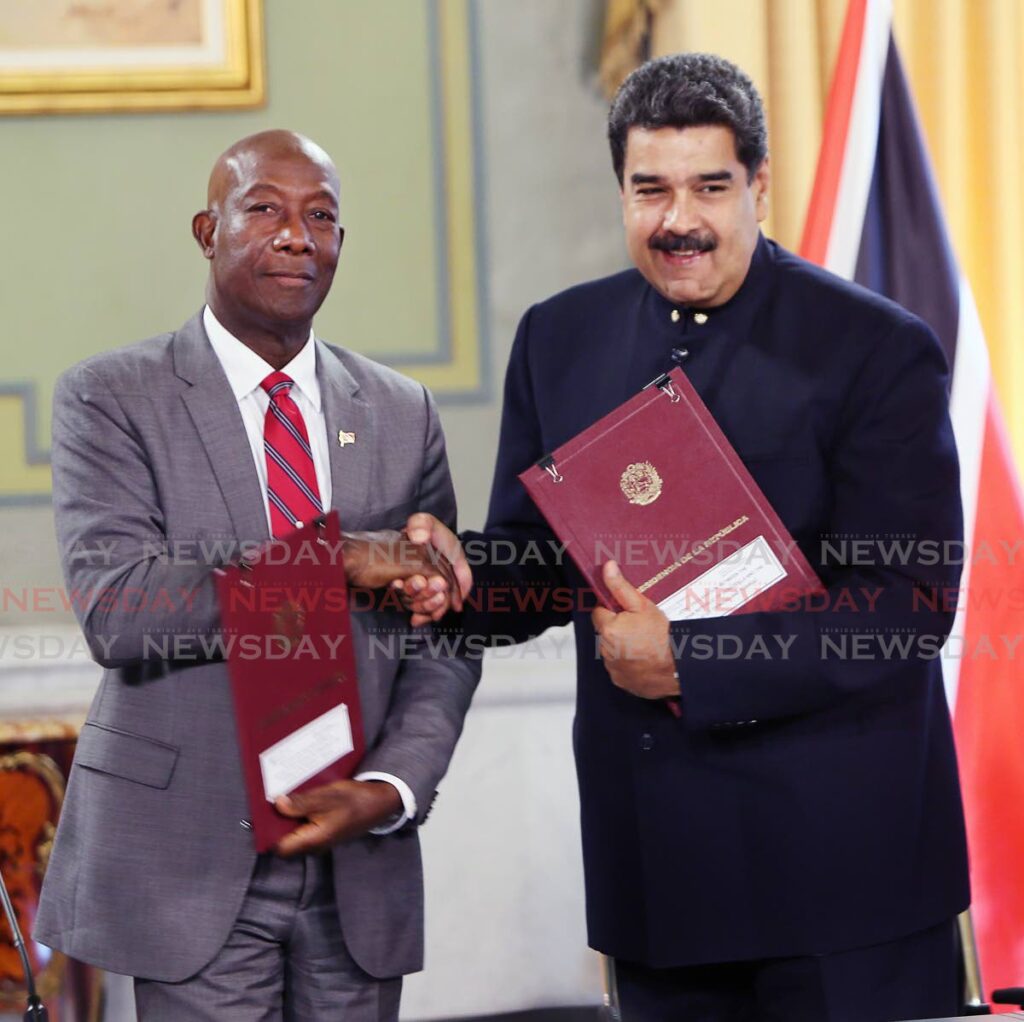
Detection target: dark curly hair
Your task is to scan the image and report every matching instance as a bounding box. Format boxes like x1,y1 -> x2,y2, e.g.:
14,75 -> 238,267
608,53 -> 767,185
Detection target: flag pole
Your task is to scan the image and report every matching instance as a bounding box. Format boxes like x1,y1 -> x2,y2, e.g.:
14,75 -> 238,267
959,909 -> 991,1014
600,954 -> 621,1020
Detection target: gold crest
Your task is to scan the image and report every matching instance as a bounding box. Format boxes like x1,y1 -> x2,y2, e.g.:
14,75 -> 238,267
337,430 -> 357,447
620,462 -> 663,506
272,599 -> 307,653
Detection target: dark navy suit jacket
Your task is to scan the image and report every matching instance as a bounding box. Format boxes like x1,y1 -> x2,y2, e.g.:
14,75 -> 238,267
462,236 -> 969,967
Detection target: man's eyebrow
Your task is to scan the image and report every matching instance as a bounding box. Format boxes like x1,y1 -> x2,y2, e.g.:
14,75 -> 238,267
308,187 -> 339,205
629,173 -> 665,186
628,169 -> 735,187
241,181 -> 282,196
239,182 -> 339,206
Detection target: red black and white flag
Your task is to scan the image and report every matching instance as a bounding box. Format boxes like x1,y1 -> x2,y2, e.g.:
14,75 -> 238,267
800,0 -> 1024,1001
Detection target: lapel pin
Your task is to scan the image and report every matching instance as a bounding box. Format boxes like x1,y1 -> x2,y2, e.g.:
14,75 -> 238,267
337,430 -> 357,448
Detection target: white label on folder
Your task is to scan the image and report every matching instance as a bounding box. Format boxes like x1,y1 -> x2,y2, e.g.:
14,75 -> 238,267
656,535 -> 787,621
259,704 -> 353,802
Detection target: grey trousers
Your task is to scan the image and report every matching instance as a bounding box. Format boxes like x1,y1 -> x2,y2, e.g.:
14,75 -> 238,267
134,853 -> 401,1021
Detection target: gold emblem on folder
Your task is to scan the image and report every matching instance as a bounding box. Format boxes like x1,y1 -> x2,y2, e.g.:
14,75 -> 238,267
273,599 -> 307,654
620,462 -> 663,506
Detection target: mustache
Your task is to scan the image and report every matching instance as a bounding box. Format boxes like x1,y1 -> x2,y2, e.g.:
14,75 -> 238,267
649,232 -> 717,254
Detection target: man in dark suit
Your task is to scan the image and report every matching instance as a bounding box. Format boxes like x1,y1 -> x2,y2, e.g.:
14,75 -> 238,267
406,54 -> 969,1021
36,130 -> 479,1021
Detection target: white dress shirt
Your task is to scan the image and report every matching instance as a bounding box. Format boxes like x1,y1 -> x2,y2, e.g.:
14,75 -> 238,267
203,306 -> 415,833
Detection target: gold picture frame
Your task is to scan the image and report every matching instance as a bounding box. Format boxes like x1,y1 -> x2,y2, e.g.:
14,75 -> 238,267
0,0 -> 265,115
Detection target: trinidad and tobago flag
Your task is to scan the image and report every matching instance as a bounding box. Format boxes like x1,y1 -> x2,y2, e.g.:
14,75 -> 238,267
800,0 -> 1024,1004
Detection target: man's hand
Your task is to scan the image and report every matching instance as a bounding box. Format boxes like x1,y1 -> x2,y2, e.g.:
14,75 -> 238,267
272,779 -> 403,857
397,513 -> 474,627
342,529 -> 460,622
591,560 -> 679,699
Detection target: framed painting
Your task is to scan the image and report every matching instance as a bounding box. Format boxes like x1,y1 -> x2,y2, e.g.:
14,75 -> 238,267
0,0 -> 264,114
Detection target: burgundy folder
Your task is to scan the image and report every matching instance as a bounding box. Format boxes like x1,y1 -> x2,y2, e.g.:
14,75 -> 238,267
214,511 -> 364,852
519,368 -> 822,619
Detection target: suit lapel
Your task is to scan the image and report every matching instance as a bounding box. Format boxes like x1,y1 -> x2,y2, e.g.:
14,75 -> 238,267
316,340 -> 374,530
173,312 -> 270,545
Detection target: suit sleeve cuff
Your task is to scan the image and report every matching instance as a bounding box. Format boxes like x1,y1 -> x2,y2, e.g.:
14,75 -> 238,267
354,771 -> 418,834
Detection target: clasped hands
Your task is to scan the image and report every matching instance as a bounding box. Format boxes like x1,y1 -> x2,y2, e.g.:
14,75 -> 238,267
341,522 -> 472,625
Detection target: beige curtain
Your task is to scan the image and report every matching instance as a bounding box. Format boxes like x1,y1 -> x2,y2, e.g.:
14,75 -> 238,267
600,0 -> 1024,468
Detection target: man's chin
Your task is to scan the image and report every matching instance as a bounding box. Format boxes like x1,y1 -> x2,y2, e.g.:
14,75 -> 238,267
659,279 -> 712,307
260,295 -> 328,325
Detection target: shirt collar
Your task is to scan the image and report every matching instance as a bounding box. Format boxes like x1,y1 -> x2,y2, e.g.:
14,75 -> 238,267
202,305 -> 321,412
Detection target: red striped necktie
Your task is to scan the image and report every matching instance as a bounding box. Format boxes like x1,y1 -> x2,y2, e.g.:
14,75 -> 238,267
260,371 -> 323,538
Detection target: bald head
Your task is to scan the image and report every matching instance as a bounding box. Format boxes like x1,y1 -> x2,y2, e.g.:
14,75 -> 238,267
207,129 -> 340,211
192,129 -> 344,365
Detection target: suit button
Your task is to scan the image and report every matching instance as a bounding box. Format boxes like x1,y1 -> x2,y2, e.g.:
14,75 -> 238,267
640,732 -> 655,751
240,819 -> 253,831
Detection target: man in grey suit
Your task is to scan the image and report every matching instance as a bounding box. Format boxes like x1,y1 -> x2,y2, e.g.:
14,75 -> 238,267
35,130 -> 480,1020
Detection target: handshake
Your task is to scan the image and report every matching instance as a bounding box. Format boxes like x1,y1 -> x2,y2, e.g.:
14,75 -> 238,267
343,512 -> 470,627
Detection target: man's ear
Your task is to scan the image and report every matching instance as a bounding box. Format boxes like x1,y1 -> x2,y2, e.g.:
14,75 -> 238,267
753,156 -> 770,223
338,224 -> 345,251
192,210 -> 217,259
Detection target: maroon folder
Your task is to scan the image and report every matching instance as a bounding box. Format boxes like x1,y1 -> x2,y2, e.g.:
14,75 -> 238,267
214,511 -> 364,852
519,368 -> 822,619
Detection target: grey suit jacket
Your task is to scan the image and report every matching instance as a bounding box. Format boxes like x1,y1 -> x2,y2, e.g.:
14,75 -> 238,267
35,312 -> 480,981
